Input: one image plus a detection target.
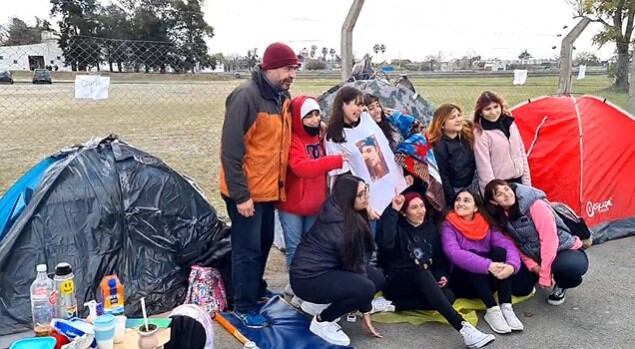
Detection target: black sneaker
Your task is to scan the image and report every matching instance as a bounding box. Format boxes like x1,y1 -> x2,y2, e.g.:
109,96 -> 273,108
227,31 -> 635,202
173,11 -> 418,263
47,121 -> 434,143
547,285 -> 567,305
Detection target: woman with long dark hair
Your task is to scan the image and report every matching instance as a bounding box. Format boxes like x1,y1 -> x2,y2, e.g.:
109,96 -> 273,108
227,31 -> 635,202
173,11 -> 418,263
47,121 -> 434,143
472,91 -> 531,193
441,189 -> 524,335
377,192 -> 496,348
324,86 -> 408,221
483,179 -> 589,306
363,93 -> 400,150
290,174 -> 384,346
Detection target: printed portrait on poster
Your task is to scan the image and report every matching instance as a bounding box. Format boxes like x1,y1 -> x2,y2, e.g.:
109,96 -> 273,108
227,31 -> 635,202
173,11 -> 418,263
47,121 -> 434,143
356,135 -> 390,182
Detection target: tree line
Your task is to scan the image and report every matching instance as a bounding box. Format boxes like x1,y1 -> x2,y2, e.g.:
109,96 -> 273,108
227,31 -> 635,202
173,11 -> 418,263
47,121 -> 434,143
0,0 -> 215,73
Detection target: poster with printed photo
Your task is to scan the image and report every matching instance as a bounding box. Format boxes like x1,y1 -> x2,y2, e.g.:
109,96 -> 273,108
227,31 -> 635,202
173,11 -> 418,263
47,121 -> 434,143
356,136 -> 390,183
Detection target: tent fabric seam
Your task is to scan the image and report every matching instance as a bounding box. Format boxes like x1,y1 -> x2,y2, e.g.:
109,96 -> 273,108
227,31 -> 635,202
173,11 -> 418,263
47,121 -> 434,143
572,96 -> 584,212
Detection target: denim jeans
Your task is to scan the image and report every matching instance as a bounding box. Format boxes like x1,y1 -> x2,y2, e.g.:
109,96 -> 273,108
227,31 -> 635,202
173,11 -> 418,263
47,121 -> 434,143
223,196 -> 274,313
278,211 -> 317,269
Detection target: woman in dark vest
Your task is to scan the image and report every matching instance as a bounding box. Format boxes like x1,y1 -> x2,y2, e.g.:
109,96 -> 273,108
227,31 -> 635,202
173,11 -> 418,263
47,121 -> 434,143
483,179 -> 589,306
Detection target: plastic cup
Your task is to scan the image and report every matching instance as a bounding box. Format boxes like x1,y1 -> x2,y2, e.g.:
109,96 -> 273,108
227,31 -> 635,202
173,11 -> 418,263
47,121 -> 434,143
93,314 -> 115,349
114,315 -> 127,343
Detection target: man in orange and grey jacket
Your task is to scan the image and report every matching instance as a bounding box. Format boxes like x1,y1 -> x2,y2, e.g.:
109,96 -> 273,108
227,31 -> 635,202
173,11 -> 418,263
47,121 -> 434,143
219,42 -> 299,328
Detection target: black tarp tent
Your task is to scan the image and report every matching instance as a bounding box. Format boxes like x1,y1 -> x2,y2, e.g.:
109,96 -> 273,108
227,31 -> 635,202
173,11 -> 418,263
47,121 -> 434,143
0,136 -> 230,335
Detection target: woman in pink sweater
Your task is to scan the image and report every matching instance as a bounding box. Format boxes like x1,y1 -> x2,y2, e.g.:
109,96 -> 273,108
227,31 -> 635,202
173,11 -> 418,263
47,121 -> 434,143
483,179 -> 589,306
472,91 -> 531,193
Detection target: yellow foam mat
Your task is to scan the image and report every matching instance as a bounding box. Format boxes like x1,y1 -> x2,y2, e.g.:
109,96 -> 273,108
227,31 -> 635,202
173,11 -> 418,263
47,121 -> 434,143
372,293 -> 534,326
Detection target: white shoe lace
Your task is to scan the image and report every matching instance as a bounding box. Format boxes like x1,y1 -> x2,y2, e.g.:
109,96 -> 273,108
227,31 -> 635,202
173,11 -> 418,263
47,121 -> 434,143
552,286 -> 565,297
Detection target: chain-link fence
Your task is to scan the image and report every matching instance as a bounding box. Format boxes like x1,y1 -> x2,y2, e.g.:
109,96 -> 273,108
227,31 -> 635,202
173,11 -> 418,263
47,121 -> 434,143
0,36 -> 622,209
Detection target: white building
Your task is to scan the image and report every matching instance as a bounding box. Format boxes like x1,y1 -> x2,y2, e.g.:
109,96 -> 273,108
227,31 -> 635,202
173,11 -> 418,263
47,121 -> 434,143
0,31 -> 68,71
482,59 -> 507,71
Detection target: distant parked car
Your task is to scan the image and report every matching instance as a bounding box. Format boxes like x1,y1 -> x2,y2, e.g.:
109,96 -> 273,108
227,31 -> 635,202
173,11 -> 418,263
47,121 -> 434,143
32,69 -> 52,84
0,70 -> 13,84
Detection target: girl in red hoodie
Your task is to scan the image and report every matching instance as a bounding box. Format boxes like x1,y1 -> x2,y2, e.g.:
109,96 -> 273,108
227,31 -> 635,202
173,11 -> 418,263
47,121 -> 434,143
278,96 -> 344,273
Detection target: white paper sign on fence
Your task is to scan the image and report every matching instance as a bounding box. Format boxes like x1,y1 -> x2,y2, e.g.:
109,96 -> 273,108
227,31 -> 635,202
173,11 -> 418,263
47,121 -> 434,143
577,65 -> 587,80
513,69 -> 528,85
75,75 -> 110,100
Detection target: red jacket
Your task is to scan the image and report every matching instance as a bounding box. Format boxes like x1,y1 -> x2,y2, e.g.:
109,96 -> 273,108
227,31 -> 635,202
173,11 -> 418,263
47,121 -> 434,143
277,96 -> 343,216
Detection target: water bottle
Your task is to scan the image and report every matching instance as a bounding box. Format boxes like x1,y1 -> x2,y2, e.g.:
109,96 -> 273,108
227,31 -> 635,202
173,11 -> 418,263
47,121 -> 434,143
54,262 -> 78,319
30,264 -> 55,336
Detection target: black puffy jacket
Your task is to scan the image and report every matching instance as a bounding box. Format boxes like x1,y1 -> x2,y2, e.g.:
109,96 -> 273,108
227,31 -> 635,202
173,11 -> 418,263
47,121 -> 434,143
290,196 -> 371,279
433,134 -> 476,205
376,208 -> 450,281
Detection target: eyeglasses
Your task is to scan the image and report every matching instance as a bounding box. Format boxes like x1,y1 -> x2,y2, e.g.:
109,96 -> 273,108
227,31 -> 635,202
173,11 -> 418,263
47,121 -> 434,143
356,184 -> 369,198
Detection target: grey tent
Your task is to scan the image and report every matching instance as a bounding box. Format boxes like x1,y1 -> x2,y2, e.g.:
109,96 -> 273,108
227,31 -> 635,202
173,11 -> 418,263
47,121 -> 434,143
317,78 -> 435,125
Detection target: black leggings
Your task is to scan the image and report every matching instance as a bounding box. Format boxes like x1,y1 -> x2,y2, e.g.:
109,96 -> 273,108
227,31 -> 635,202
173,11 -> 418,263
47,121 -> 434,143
384,268 -> 464,331
290,266 -> 385,322
450,247 -> 512,308
512,249 -> 589,296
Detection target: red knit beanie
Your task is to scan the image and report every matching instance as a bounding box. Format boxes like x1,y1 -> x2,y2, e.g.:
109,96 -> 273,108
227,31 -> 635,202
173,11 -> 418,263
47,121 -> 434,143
261,42 -> 300,70
401,192 -> 425,213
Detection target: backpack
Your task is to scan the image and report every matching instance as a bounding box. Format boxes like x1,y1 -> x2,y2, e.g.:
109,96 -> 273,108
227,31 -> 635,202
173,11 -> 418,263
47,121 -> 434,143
550,202 -> 592,240
185,265 -> 227,316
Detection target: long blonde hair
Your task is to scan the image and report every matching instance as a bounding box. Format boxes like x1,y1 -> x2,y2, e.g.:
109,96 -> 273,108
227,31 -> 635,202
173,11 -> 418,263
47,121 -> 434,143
428,103 -> 474,148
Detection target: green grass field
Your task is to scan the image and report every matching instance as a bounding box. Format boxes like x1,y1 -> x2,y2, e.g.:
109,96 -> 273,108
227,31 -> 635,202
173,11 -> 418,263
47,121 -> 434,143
0,74 -> 626,211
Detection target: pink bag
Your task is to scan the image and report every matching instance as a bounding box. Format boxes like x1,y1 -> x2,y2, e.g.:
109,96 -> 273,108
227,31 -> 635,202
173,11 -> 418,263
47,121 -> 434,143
185,265 -> 227,315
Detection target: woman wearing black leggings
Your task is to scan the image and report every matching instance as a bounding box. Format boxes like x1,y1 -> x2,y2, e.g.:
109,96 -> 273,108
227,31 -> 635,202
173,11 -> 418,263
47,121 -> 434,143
376,192 -> 495,349
290,174 -> 384,346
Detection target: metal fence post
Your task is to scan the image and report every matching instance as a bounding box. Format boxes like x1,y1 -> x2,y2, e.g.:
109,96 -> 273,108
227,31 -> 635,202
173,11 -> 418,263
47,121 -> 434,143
558,17 -> 591,95
341,0 -> 365,81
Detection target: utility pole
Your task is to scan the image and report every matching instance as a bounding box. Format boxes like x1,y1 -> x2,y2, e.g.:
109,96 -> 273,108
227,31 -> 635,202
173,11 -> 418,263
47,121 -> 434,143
558,17 -> 590,95
341,0 -> 365,81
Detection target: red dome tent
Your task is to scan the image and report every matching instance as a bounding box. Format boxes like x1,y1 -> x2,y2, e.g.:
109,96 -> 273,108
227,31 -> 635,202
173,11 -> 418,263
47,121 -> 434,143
511,95 -> 635,243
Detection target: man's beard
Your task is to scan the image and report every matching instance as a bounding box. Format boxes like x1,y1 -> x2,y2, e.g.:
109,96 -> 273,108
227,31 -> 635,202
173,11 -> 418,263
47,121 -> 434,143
279,78 -> 294,90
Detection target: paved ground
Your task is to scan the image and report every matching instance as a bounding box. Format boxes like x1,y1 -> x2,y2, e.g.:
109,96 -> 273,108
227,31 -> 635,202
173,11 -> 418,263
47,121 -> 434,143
217,237 -> 635,349
2,237 -> 634,349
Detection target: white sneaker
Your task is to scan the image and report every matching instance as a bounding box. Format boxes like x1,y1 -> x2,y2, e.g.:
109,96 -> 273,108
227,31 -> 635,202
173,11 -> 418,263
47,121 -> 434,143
500,303 -> 524,331
460,321 -> 495,348
483,306 -> 511,334
370,297 -> 396,314
290,295 -> 303,308
301,301 -> 330,316
309,316 -> 350,346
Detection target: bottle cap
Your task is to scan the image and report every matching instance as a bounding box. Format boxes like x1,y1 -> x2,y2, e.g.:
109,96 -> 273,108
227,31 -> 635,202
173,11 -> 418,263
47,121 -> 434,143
108,279 -> 117,288
55,262 -> 72,276
36,264 -> 47,273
